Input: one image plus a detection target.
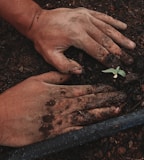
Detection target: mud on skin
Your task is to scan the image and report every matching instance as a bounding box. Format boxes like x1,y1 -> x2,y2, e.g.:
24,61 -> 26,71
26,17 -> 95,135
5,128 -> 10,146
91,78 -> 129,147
39,90 -> 126,139
39,112 -> 54,137
103,52 -> 133,68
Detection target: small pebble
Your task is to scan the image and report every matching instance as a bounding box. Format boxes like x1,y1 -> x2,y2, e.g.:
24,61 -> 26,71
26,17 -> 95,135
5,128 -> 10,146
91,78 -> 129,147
117,147 -> 126,155
128,140 -> 133,148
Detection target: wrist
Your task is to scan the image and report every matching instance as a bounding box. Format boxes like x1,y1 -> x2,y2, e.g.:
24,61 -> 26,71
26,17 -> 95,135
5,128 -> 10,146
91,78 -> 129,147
14,5 -> 42,36
0,0 -> 42,36
25,8 -> 46,41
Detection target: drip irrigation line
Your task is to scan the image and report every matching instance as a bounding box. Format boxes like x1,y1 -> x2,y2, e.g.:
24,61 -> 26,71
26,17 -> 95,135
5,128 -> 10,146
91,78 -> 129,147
1,109 -> 144,160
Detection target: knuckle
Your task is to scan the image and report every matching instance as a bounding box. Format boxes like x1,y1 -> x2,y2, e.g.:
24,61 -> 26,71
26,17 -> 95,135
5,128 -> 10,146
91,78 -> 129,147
105,25 -> 115,36
26,75 -> 40,83
75,7 -> 87,12
101,35 -> 112,45
72,8 -> 90,24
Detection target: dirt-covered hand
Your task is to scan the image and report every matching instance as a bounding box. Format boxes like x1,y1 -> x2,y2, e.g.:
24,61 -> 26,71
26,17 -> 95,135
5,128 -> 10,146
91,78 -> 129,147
27,8 -> 136,74
0,71 -> 126,147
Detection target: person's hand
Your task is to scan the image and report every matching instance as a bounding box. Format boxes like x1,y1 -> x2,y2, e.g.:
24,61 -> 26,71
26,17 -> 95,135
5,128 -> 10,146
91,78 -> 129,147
27,8 -> 136,74
0,71 -> 126,147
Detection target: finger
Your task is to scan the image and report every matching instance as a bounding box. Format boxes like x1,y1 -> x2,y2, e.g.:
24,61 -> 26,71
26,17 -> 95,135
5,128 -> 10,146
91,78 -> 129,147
92,84 -> 116,93
75,34 -> 122,67
49,84 -> 115,98
35,71 -> 70,84
86,22 -> 134,65
69,92 -> 126,112
77,33 -> 110,64
43,50 -> 82,74
51,106 -> 122,135
51,92 -> 126,115
71,106 -> 121,125
89,10 -> 127,30
51,106 -> 122,132
90,17 -> 136,49
91,92 -> 126,108
86,22 -> 123,55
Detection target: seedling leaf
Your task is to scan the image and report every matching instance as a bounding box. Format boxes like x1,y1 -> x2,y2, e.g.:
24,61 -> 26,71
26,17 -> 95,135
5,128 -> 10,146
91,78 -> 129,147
102,68 -> 117,75
102,66 -> 126,78
116,66 -> 120,72
117,70 -> 126,77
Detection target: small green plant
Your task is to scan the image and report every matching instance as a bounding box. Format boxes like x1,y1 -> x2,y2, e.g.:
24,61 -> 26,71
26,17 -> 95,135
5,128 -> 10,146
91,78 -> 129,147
102,66 -> 126,79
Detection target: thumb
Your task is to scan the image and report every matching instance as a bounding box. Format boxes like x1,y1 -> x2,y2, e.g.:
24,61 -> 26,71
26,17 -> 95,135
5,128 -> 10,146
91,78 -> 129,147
43,50 -> 83,74
35,71 -> 71,84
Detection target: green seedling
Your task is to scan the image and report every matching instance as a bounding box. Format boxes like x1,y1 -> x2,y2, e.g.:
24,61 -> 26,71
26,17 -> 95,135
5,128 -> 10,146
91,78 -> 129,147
102,66 -> 126,79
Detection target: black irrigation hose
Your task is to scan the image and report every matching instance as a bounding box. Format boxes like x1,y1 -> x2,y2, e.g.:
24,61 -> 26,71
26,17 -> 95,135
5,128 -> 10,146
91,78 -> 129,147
1,109 -> 144,160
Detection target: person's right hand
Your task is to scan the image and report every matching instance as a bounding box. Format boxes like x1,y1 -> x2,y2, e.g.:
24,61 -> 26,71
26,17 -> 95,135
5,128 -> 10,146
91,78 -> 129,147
0,71 -> 126,147
27,7 -> 136,74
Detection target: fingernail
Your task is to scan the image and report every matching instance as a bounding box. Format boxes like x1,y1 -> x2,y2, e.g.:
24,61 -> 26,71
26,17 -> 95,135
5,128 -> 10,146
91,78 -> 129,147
129,41 -> 136,49
115,107 -> 120,113
71,66 -> 83,74
123,23 -> 127,29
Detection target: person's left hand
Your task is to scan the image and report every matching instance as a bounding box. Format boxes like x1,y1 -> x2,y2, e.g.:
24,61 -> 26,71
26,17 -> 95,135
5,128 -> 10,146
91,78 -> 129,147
26,7 -> 136,74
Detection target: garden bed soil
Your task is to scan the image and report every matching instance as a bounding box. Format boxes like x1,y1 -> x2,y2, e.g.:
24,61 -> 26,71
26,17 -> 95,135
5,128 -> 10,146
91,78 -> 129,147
0,0 -> 144,159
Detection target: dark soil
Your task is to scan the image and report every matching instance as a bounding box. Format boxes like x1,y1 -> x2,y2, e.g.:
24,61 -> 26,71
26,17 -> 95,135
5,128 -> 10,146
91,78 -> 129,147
0,0 -> 144,159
